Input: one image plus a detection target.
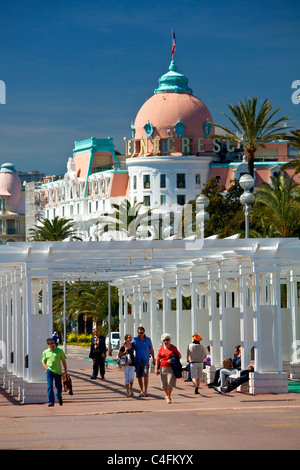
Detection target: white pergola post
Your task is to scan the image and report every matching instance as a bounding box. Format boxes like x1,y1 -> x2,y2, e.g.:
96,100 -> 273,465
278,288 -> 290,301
13,270 -> 22,378
6,281 -> 12,374
252,271 -> 262,373
119,287 -> 124,343
175,274 -> 183,354
149,279 -> 158,354
239,268 -> 250,371
218,277 -> 227,361
190,271 -> 198,337
207,268 -> 219,367
162,275 -> 169,334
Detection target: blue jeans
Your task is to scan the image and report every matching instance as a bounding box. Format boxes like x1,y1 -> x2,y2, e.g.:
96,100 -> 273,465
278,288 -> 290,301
46,369 -> 62,404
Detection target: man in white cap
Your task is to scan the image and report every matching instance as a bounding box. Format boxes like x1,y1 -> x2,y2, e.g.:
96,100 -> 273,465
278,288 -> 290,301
186,334 -> 206,394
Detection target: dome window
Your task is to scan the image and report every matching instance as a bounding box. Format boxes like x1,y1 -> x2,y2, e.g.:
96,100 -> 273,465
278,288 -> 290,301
143,120 -> 154,138
174,118 -> 186,137
203,119 -> 212,138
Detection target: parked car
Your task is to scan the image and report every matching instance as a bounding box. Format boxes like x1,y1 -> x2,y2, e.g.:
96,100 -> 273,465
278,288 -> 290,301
105,332 -> 120,350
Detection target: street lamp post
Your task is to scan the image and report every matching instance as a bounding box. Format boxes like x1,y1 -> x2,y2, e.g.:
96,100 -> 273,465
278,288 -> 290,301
239,174 -> 255,238
196,194 -> 210,239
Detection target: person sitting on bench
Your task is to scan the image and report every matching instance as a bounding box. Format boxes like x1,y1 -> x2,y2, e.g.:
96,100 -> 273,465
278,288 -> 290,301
221,365 -> 254,393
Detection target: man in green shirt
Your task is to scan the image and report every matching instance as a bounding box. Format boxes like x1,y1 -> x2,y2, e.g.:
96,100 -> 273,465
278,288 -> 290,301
41,338 -> 67,407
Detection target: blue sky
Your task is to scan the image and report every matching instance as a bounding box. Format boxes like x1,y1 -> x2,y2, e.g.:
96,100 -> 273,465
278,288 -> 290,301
0,0 -> 299,175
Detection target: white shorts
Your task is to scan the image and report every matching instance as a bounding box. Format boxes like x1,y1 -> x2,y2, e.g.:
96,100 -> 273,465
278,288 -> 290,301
123,365 -> 135,384
190,363 -> 203,379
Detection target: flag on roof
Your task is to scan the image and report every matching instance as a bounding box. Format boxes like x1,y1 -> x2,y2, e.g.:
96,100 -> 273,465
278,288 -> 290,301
171,29 -> 176,56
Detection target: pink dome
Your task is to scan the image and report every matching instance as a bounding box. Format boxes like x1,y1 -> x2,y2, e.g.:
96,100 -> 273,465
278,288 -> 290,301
0,163 -> 22,206
131,60 -> 214,156
134,92 -> 214,141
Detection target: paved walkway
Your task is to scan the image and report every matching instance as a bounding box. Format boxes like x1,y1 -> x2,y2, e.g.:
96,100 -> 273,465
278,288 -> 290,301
1,346 -> 300,451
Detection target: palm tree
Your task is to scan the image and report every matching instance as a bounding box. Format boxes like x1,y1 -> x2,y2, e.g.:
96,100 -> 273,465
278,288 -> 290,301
252,175 -> 300,237
28,216 -> 82,241
97,199 -> 153,240
73,281 -> 119,327
280,129 -> 300,175
211,97 -> 289,177
51,281 -> 119,336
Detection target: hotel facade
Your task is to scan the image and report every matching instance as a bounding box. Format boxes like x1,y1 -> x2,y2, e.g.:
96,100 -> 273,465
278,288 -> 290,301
28,58 -> 299,240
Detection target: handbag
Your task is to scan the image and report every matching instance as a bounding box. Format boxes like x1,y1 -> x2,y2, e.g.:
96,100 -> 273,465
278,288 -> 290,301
222,357 -> 233,369
117,353 -> 132,366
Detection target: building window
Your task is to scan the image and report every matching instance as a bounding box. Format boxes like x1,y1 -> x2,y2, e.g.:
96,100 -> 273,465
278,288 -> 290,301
177,173 -> 185,188
144,195 -> 151,206
195,174 -> 201,186
160,174 -> 166,188
177,194 -> 185,206
143,175 -> 150,189
133,175 -> 137,190
160,195 -> 166,205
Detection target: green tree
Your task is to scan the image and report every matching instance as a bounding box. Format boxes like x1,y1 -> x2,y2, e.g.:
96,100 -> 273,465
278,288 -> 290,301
180,178 -> 244,238
28,216 -> 82,241
52,281 -> 119,336
252,175 -> 300,237
97,198 -> 153,239
211,97 -> 289,177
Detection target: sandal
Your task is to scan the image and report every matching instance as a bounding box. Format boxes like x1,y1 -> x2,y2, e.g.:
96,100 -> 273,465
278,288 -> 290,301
139,392 -> 145,397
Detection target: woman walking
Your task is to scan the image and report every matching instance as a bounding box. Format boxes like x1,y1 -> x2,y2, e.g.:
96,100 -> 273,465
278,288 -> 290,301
155,333 -> 181,404
118,334 -> 136,397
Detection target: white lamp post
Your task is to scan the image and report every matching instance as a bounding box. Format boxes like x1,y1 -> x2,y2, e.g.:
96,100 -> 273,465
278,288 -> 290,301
239,174 -> 255,238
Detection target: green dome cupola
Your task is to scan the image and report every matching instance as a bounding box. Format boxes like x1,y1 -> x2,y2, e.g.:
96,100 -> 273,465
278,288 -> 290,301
154,60 -> 193,95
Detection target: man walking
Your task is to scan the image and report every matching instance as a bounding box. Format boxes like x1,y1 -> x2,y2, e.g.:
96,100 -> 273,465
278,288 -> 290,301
89,328 -> 106,379
131,326 -> 155,397
41,338 -> 67,407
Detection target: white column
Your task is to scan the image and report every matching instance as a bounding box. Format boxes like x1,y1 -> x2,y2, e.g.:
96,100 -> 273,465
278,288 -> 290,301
218,278 -> 227,360
123,292 -> 129,336
273,270 -> 283,373
176,277 -> 183,354
253,271 -> 262,373
23,276 -> 33,382
119,288 -> 124,342
149,280 -> 158,353
46,276 -> 53,335
161,276 -> 169,334
190,274 -> 198,336
6,283 -> 13,373
290,270 -> 300,363
239,271 -> 249,370
207,269 -> 218,366
13,271 -> 22,377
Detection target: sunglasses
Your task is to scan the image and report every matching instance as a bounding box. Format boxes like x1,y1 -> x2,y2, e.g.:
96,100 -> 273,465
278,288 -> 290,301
163,339 -> 170,342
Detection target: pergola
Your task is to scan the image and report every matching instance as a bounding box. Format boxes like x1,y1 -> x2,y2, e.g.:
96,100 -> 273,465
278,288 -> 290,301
0,236 -> 300,402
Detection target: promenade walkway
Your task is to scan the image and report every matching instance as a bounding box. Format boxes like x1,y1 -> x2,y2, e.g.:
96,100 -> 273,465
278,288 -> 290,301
1,346 -> 300,451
